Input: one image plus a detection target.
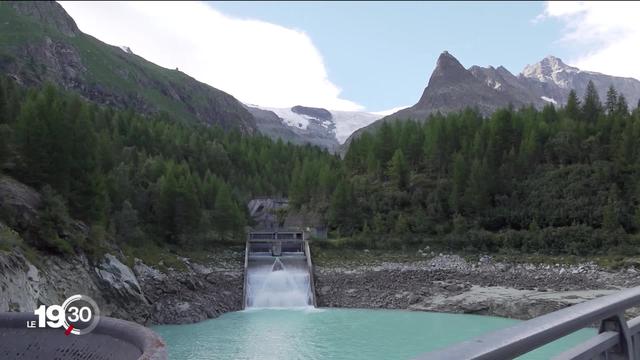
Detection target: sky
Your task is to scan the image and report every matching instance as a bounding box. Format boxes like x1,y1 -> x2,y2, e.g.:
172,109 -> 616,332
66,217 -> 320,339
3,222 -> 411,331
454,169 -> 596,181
59,1 -> 640,112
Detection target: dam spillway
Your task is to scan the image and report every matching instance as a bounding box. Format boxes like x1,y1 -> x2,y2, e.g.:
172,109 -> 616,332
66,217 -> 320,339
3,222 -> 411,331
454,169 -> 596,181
243,231 -> 316,308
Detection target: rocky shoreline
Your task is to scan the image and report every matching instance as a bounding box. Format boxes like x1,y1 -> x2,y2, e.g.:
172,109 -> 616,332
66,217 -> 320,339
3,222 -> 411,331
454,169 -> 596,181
0,248 -> 243,325
3,248 -> 640,326
314,254 -> 640,320
134,254 -> 243,324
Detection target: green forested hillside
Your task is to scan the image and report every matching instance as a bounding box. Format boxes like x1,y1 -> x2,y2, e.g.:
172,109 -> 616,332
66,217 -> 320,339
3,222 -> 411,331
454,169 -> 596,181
0,77 -> 337,256
2,76 -> 640,258
320,84 -> 640,255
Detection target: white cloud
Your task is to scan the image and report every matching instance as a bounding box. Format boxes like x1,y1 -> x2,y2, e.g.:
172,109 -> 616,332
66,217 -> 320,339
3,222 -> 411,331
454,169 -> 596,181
541,2 -> 640,80
59,1 -> 363,111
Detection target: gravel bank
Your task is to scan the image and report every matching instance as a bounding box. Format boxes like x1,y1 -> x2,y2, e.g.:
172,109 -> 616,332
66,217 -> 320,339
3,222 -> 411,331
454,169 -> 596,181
314,254 -> 640,320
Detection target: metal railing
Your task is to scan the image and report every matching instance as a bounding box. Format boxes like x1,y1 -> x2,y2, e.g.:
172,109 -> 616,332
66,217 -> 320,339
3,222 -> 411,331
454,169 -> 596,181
247,231 -> 306,256
415,286 -> 640,360
248,230 -> 304,241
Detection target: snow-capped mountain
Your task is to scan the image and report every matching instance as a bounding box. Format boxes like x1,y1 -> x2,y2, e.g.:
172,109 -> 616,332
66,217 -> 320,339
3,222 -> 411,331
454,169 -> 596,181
348,52 -> 640,143
520,56 -> 640,107
521,55 -> 580,89
246,104 -> 383,151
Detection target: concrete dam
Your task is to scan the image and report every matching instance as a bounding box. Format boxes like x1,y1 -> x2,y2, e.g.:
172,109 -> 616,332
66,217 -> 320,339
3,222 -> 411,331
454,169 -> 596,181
243,230 -> 317,309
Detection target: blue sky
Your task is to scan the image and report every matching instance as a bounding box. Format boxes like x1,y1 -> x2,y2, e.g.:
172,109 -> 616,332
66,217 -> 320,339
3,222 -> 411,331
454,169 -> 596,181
61,2 -> 640,112
211,1 -> 567,111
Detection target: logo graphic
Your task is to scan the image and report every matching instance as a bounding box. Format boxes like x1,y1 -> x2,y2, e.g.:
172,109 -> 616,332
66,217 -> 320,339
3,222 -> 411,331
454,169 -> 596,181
29,294 -> 100,335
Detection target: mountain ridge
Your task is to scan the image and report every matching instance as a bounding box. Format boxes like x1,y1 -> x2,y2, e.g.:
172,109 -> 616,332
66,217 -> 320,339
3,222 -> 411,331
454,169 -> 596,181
0,1 -> 380,150
0,1 -> 257,134
346,51 -> 640,144
5,3 -> 640,150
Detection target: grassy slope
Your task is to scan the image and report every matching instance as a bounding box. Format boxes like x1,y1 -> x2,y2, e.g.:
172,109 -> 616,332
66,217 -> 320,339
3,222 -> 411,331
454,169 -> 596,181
0,3 -> 254,130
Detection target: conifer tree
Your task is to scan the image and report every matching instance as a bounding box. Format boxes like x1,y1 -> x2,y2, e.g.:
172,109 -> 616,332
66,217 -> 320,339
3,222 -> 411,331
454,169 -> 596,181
375,122 -> 395,166
602,187 -> 621,230
388,149 -> 409,190
174,172 -> 201,239
582,80 -> 602,123
541,104 -> 558,123
394,214 -> 410,235
329,180 -> 356,234
616,94 -> 629,116
288,161 -> 305,207
114,200 -> 144,246
213,183 -> 236,240
605,86 -> 618,115
0,124 -> 10,169
0,80 -> 6,124
449,153 -> 468,212
465,158 -> 491,212
157,166 -> 180,242
565,90 -> 580,120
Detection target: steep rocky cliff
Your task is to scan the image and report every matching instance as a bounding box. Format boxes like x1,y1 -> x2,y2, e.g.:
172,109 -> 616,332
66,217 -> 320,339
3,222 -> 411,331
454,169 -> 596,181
0,245 -> 243,324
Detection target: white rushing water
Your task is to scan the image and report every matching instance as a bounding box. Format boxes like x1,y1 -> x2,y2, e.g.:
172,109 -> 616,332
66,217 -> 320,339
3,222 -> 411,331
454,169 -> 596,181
246,257 -> 313,308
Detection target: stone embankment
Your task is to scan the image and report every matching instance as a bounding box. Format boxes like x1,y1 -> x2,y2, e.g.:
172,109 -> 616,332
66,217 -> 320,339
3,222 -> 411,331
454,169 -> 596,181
314,254 -> 640,320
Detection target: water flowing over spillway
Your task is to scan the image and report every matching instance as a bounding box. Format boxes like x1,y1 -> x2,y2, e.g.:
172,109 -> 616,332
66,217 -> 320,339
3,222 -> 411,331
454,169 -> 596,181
246,257 -> 313,308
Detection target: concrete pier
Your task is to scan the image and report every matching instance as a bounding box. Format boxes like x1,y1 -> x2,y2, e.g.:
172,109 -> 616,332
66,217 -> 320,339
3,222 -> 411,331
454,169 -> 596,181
0,313 -> 167,360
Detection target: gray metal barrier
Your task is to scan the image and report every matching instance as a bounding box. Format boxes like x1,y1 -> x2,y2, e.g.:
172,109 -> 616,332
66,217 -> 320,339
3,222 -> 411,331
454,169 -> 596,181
415,286 -> 640,360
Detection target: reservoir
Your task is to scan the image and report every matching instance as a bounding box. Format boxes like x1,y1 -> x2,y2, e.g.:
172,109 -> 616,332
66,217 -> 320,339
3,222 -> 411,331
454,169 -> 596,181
154,308 -> 594,360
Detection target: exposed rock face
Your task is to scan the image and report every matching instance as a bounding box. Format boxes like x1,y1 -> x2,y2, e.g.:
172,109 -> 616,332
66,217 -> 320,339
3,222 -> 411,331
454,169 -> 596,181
95,254 -> 150,321
0,176 -> 41,231
291,106 -> 333,121
314,254 -> 640,320
246,197 -> 327,238
9,1 -> 80,37
245,106 -> 309,145
0,249 -> 150,323
0,248 -> 244,325
247,197 -> 289,230
134,256 -> 243,324
348,51 -> 640,143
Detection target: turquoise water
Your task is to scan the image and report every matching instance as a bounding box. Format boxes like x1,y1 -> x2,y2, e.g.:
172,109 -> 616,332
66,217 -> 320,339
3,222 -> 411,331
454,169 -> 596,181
153,308 -> 594,360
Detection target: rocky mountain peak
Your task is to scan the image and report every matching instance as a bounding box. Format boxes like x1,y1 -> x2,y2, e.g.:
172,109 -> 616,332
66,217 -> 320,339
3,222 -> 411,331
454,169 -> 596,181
496,65 -> 511,75
8,1 -> 80,37
433,51 -> 467,73
427,51 -> 475,88
348,52 -> 640,143
522,55 -> 580,88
